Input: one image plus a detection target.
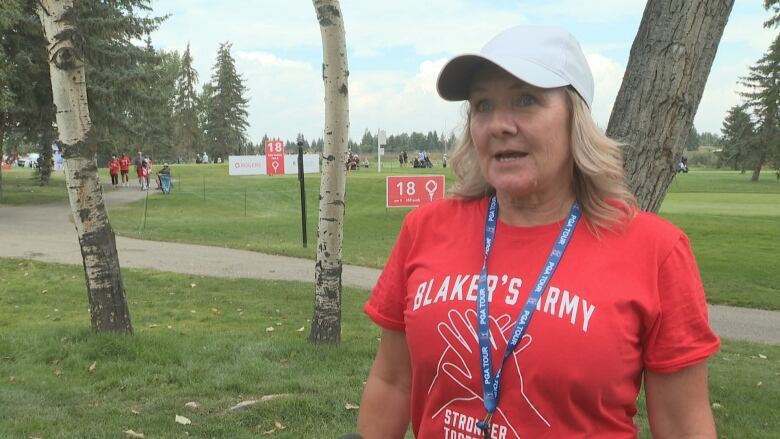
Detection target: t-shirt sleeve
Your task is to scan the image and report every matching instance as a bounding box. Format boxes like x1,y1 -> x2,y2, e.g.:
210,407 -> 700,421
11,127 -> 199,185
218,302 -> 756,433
643,234 -> 721,373
364,218 -> 413,332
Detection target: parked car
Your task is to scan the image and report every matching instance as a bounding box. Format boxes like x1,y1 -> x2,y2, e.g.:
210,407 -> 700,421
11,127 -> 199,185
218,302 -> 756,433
17,153 -> 40,168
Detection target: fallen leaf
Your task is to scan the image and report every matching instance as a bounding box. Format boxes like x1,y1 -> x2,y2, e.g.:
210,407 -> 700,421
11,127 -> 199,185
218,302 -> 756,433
261,429 -> 276,436
190,310 -> 197,314
190,283 -> 197,288
211,308 -> 219,313
51,317 -> 61,322
185,401 -> 199,409
756,381 -> 763,387
41,289 -> 48,294
297,326 -> 305,332
88,362 -> 97,373
228,394 -> 291,412
758,354 -> 767,359
148,324 -> 159,328
345,403 -> 359,410
131,409 -> 141,415
265,327 -> 275,332
274,421 -> 286,430
54,308 -> 59,312
53,370 -> 63,377
9,375 -> 15,382
175,414 -> 191,425
123,430 -> 145,438
712,402 -> 722,409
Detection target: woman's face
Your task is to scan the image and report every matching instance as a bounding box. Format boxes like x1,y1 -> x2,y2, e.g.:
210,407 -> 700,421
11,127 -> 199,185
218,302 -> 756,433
469,64 -> 574,203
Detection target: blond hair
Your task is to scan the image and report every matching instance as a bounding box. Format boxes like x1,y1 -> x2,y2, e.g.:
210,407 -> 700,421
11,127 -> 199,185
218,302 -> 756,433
449,88 -> 636,234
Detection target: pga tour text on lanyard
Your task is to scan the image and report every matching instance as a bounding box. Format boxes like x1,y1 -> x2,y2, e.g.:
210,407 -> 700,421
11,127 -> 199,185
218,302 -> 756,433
476,195 -> 581,436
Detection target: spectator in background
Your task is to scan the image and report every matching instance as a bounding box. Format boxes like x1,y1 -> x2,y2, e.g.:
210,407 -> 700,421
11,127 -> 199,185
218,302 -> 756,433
119,153 -> 131,186
108,155 -> 120,188
134,151 -> 145,189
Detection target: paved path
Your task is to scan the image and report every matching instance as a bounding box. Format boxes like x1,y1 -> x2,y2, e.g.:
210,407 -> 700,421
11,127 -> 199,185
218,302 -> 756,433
1,187 -> 778,345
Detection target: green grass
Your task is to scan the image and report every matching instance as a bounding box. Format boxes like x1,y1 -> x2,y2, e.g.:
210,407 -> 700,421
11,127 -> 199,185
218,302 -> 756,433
0,167 -> 67,205
106,163 -> 436,268
1,258 -> 778,438
0,258 -> 377,438
2,164 -> 779,309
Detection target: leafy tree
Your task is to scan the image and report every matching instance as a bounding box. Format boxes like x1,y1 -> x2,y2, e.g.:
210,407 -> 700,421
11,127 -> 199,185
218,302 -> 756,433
607,0 -> 733,212
739,33 -> 780,181
202,42 -> 249,160
719,105 -> 755,170
172,43 -> 201,162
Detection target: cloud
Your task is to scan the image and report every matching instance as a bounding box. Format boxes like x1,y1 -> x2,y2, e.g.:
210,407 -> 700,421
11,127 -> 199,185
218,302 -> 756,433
531,0 -> 643,23
586,53 -> 625,126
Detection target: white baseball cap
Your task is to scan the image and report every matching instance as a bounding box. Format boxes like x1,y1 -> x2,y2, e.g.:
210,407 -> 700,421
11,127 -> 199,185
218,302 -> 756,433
436,25 -> 594,108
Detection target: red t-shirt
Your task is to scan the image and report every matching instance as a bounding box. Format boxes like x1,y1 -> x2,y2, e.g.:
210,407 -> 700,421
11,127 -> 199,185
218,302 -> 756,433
120,156 -> 130,171
365,197 -> 720,438
108,159 -> 120,175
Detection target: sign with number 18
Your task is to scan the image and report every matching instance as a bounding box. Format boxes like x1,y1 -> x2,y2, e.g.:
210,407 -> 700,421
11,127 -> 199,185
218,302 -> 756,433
386,175 -> 446,208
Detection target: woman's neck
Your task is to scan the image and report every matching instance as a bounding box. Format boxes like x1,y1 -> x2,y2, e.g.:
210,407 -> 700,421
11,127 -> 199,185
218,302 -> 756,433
496,189 -> 576,227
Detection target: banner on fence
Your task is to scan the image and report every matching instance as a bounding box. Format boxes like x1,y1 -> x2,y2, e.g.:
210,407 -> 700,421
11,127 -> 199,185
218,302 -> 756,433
228,154 -> 320,176
386,175 -> 445,208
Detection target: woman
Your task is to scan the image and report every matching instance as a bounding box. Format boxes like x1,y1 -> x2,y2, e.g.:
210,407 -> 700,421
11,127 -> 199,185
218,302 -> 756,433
358,25 -> 719,438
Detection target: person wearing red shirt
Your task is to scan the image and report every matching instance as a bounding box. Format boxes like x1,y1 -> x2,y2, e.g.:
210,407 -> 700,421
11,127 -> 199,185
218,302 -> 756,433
108,155 -> 120,188
357,25 -> 719,439
119,153 -> 131,186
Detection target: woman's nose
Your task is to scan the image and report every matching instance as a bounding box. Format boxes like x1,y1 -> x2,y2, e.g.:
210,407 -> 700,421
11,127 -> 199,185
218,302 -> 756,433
487,106 -> 518,137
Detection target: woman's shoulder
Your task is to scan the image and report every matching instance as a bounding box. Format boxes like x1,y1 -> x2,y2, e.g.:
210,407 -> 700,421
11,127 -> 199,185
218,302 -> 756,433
605,210 -> 688,255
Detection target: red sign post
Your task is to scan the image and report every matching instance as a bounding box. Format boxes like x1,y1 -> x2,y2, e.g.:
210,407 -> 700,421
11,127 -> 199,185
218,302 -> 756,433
264,139 -> 285,175
386,175 -> 446,208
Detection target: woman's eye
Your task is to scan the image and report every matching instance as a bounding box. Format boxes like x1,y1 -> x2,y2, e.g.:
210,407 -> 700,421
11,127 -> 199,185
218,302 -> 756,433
518,95 -> 536,107
475,100 -> 492,113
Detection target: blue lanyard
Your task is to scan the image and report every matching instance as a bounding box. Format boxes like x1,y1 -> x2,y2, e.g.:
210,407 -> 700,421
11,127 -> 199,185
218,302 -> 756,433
476,196 -> 581,435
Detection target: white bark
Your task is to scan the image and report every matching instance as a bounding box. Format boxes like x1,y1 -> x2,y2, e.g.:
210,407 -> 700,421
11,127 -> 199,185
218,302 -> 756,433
38,0 -> 132,333
310,0 -> 349,344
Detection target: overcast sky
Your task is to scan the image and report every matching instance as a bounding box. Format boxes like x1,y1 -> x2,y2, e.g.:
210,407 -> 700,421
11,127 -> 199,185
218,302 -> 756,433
148,0 -> 776,145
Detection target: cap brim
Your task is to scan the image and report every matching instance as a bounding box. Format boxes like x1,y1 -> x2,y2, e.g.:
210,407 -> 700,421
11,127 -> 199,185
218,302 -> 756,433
436,54 -> 570,102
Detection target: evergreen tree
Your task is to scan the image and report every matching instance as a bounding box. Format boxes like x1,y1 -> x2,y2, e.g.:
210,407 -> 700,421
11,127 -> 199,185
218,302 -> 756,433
202,42 -> 249,160
173,43 -> 201,162
765,0 -> 780,28
125,38 -> 179,164
719,105 -> 755,170
739,33 -> 780,180
71,0 -> 167,158
685,125 -> 700,151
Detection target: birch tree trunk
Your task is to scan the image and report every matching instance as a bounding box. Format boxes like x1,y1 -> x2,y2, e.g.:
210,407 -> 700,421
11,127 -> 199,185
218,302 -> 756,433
37,0 -> 133,334
310,0 -> 349,345
606,0 -> 734,212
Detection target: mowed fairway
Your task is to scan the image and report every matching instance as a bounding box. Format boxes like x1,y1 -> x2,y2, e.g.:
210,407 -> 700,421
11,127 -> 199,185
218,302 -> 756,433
662,171 -> 780,310
105,165 -> 780,310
